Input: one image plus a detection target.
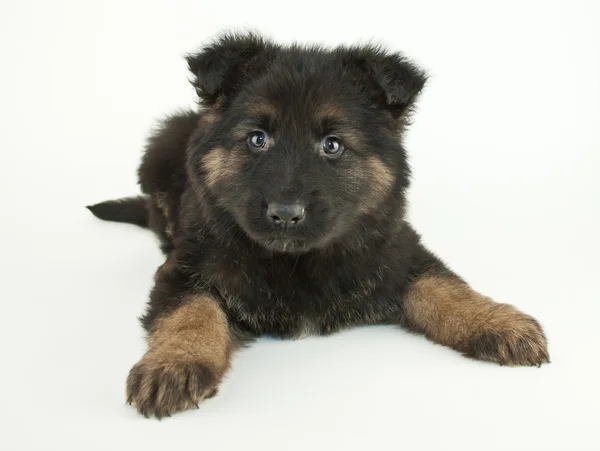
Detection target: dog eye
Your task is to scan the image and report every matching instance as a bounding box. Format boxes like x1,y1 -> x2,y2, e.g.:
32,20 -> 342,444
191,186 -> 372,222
321,136 -> 344,158
247,131 -> 269,151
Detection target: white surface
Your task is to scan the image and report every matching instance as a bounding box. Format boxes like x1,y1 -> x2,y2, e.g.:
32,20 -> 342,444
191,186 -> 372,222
1,0 -> 599,450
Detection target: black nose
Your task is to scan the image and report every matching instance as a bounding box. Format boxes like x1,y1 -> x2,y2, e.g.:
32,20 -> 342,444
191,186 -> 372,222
267,202 -> 305,227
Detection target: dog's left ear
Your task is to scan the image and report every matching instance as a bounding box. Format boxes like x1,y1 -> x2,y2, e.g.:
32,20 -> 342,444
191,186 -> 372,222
342,46 -> 428,119
186,32 -> 276,106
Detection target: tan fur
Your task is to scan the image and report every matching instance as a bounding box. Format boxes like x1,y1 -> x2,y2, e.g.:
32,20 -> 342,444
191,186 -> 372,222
200,109 -> 219,124
193,109 -> 219,139
247,101 -> 277,117
202,146 -> 244,188
341,130 -> 367,152
126,294 -> 232,417
367,155 -> 394,198
316,104 -> 367,151
230,124 -> 253,141
147,296 -> 231,372
317,102 -> 342,120
404,275 -> 549,366
356,155 -> 395,214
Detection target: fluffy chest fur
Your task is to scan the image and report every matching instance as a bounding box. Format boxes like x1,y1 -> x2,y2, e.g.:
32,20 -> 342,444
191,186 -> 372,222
178,214 -> 420,338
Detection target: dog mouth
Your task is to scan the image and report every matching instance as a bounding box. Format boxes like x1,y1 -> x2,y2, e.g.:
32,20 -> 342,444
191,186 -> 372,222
240,215 -> 340,254
259,236 -> 311,254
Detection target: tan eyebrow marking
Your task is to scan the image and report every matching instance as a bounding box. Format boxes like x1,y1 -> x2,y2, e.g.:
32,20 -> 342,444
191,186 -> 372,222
316,101 -> 343,120
247,101 -> 278,117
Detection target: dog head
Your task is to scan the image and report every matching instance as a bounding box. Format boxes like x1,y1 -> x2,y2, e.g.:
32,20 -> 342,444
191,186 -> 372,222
186,33 -> 426,254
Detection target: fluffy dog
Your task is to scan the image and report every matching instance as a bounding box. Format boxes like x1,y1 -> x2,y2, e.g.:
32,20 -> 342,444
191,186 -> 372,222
89,32 -> 549,418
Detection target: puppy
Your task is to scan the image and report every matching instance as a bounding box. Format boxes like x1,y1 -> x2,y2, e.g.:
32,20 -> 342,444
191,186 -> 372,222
88,32 -> 549,418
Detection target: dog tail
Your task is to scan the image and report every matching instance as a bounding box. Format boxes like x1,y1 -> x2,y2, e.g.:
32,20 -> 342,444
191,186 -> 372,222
87,196 -> 149,228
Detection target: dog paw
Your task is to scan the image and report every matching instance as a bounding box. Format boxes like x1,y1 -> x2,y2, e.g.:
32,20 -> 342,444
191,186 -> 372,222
126,358 -> 218,419
462,306 -> 550,367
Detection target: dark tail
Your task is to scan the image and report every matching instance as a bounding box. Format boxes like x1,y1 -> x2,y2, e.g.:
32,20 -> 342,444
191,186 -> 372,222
87,196 -> 149,228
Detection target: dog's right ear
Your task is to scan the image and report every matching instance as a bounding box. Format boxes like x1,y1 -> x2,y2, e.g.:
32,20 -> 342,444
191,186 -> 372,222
340,45 -> 428,121
186,33 -> 276,106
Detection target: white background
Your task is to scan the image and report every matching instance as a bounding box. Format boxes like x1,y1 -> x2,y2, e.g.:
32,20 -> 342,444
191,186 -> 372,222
1,0 -> 599,450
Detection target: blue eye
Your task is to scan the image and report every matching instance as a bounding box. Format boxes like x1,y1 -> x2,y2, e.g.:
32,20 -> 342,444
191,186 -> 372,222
248,131 -> 268,151
322,136 -> 344,158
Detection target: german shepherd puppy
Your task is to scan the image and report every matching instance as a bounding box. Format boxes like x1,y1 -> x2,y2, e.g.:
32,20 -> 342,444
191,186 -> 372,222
88,33 -> 549,418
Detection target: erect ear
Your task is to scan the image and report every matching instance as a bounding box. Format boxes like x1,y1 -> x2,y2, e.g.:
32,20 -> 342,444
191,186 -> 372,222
185,32 -> 276,106
342,45 -> 428,119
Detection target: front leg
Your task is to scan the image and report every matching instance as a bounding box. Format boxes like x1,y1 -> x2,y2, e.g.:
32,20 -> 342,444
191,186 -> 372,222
127,258 -> 237,418
401,253 -> 549,366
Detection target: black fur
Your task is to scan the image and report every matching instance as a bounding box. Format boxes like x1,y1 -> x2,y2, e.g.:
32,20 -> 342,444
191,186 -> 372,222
87,197 -> 148,227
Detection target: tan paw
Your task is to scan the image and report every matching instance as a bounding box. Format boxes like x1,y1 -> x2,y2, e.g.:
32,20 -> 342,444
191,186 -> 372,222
126,357 -> 219,419
462,306 -> 550,366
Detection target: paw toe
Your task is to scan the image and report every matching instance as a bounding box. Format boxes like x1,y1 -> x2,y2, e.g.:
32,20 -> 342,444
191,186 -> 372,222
126,360 -> 218,418
463,313 -> 549,366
